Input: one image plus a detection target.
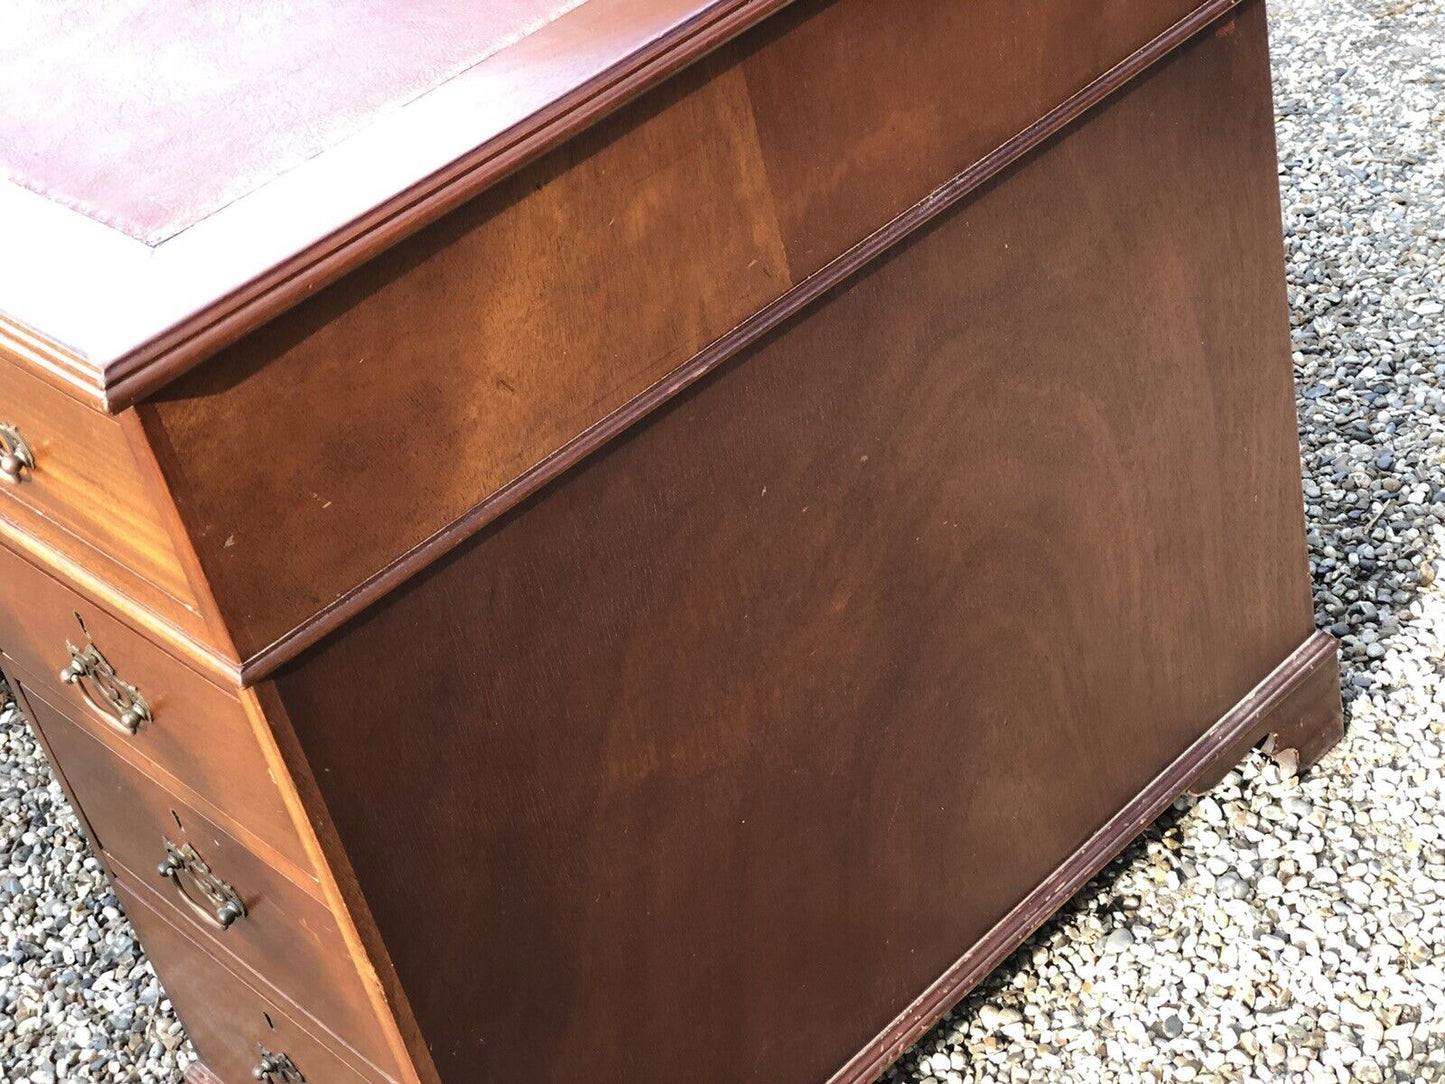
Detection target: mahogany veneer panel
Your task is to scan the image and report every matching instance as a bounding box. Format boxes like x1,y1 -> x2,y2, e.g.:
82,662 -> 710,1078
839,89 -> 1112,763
147,0 -> 1216,662
740,0 -> 1201,276
270,12 -> 1316,1081
145,57 -> 790,658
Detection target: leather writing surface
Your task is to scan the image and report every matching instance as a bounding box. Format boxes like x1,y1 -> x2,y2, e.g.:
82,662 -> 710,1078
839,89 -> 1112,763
0,0 -> 587,243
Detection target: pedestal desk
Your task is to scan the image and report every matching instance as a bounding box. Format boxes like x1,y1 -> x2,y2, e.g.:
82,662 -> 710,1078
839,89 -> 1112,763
0,1 -> 1342,1081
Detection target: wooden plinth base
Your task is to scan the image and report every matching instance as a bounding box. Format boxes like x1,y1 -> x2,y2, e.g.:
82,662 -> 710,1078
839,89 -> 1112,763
1187,629 -> 1345,794
831,629 -> 1344,1084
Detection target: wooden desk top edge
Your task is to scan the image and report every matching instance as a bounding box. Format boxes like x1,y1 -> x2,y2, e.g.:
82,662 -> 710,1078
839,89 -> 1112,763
0,0 -> 793,413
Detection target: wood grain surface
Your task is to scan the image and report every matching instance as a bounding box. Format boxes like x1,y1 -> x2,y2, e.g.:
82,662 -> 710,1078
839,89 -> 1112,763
243,683 -> 441,1084
739,0 -> 1199,277
145,57 -> 790,658
836,631 -> 1340,1084
144,0 -> 1236,665
267,8 -> 1321,1082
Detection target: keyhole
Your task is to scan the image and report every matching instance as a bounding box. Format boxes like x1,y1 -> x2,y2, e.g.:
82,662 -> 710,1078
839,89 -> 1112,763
170,810 -> 183,831
263,1011 -> 275,1030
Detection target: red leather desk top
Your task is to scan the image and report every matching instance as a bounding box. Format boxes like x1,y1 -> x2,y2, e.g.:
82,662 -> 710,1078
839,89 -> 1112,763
0,0 -> 587,244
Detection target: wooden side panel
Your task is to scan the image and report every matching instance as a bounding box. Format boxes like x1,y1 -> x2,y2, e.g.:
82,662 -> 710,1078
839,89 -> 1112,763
272,11 -> 1312,1083
146,0 -> 1217,661
243,682 -> 440,1084
740,0 -> 1200,276
144,60 -> 790,658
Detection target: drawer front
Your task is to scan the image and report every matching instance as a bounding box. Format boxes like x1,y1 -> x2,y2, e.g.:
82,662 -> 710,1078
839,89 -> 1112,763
111,872 -> 391,1084
0,541 -> 310,875
20,684 -> 398,1078
0,360 -> 201,619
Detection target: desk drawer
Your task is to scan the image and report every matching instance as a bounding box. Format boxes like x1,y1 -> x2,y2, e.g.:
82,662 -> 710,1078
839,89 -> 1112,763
112,872 -> 392,1084
0,361 -> 203,625
20,683 -> 398,1078
0,541 -> 309,876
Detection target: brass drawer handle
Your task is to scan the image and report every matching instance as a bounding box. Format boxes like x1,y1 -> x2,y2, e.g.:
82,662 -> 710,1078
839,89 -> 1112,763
156,838 -> 247,930
0,422 -> 35,484
253,1048 -> 306,1083
59,640 -> 153,735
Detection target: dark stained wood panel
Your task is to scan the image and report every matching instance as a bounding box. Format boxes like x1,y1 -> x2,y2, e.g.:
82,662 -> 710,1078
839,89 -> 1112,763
145,0 -> 1237,666
272,10 -> 1314,1082
146,59 -> 790,659
739,0 -> 1202,277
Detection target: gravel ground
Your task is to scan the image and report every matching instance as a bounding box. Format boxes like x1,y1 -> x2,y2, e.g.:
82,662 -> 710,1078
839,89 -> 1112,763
0,717 -> 190,1083
2,0 -> 1443,1081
